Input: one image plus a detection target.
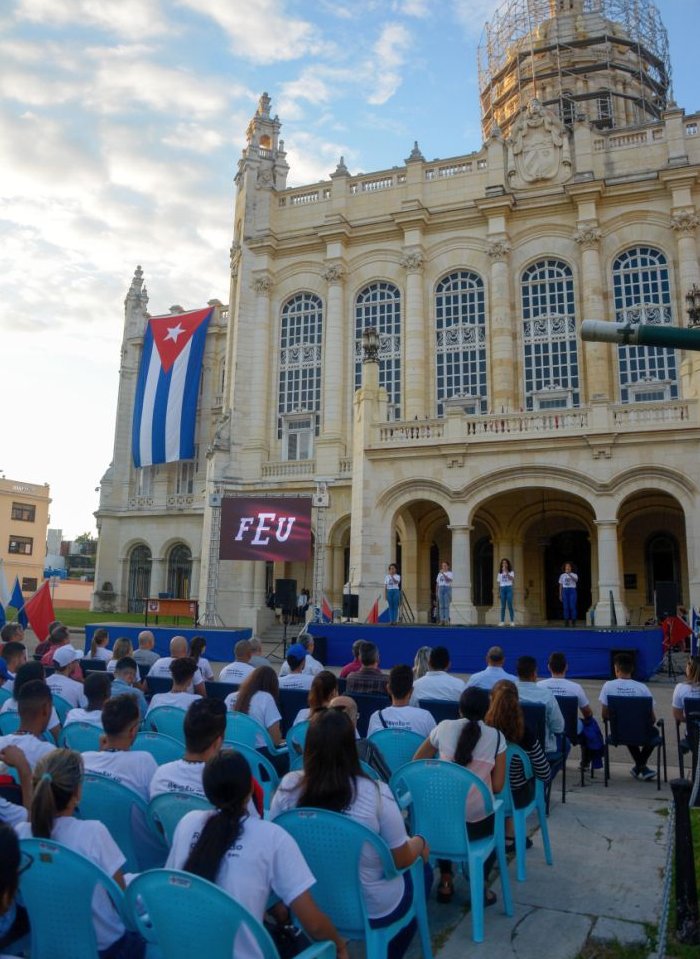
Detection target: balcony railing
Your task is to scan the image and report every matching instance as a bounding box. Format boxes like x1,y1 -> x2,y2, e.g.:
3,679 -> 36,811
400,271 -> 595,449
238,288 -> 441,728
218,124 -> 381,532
261,460 -> 317,478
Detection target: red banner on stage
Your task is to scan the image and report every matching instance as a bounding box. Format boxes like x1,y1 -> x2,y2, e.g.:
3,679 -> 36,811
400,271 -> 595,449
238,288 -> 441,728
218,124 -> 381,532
219,497 -> 312,562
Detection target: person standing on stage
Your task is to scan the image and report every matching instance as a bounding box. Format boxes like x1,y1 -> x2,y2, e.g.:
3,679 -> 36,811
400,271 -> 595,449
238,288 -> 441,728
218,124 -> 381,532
497,558 -> 515,626
384,564 -> 401,625
436,561 -> 453,626
558,562 -> 579,626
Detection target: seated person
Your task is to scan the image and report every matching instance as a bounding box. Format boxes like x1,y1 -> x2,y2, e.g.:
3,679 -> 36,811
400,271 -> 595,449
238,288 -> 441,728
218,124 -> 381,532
0,681 -> 56,769
515,655 -> 565,754
146,657 -> 201,716
537,651 -> 592,729
0,745 -> 32,827
106,637 -> 134,674
329,696 -> 391,783
599,652 -> 658,781
0,641 -> 27,693
218,639 -> 255,686
278,645 -> 314,691
672,655 -> 700,726
46,646 -> 87,709
149,636 -> 206,696
279,634 -> 323,678
88,628 -> 112,662
0,662 -> 61,742
367,664 -> 436,737
82,695 -> 158,802
0,823 -> 30,953
292,671 -> 338,727
225,666 -> 283,748
189,636 -> 214,682
65,672 -> 112,728
339,640 -> 364,679
249,636 -> 272,669
111,657 -> 148,719
345,642 -> 388,696
410,646 -> 465,704
466,646 -> 517,691
41,626 -> 83,683
150,698 -> 226,799
132,630 -> 160,669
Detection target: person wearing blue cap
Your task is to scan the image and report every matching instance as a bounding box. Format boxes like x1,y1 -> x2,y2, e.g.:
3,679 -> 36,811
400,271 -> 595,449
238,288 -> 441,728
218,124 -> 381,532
278,644 -> 313,690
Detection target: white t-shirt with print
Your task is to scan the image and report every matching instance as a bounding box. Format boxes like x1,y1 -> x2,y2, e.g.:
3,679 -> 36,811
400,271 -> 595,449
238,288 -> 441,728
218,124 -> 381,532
146,691 -> 201,716
167,811 -> 315,959
0,698 -> 60,731
46,673 -> 87,709
224,691 -> 282,748
195,657 -> 214,681
82,750 -> 158,802
537,677 -> 590,710
278,672 -> 314,691
218,661 -> 255,685
558,571 -> 578,589
270,772 -> 407,919
497,570 -> 515,587
672,682 -> 700,711
367,704 -> 436,738
0,733 -> 55,770
410,670 -> 465,705
599,678 -> 654,707
16,817 -> 126,950
279,654 -> 323,678
384,573 -> 401,590
150,759 -> 206,799
436,570 -> 454,588
149,658 -> 204,689
428,719 -> 505,821
64,708 -> 104,728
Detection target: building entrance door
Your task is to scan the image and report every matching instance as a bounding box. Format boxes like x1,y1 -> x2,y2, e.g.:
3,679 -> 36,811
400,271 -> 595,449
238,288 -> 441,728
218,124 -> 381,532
544,530 -> 591,622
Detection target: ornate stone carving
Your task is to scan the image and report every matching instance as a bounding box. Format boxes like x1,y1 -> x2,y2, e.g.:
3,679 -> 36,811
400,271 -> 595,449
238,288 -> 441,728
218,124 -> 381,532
671,211 -> 699,234
322,263 -> 345,284
330,155 -> 349,178
229,241 -> 241,276
507,98 -> 572,188
487,240 -> 511,261
251,274 -> 273,295
207,411 -> 231,457
574,226 -> 602,249
256,167 -> 274,187
400,249 -> 424,272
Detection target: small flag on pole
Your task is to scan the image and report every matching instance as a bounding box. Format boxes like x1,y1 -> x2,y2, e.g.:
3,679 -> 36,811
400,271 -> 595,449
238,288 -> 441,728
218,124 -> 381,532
365,596 -> 380,624
9,578 -> 27,629
321,595 -> 334,623
23,581 -> 56,644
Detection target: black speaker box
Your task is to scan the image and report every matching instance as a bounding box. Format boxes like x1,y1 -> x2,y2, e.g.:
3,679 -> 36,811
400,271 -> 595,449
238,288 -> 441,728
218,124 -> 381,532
654,581 -> 679,621
275,578 -> 297,612
342,594 -> 359,618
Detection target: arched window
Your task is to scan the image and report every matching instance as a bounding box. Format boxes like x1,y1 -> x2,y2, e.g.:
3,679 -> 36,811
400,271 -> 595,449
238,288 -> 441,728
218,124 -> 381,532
645,532 -> 681,605
435,271 -> 487,416
521,259 -> 579,410
167,544 -> 192,599
354,282 -> 401,418
127,545 -> 151,613
613,248 -> 678,404
278,293 -> 323,460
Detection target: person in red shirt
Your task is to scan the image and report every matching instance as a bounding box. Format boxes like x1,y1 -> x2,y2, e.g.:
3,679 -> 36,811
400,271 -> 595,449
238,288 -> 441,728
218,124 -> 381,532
339,640 -> 364,679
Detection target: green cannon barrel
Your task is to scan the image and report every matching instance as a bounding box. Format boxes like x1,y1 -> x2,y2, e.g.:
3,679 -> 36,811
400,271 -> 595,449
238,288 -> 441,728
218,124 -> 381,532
581,320 -> 700,352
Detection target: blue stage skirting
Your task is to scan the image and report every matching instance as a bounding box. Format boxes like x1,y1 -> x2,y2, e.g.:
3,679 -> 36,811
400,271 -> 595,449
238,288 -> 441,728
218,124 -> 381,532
84,624 -> 251,661
307,623 -> 664,681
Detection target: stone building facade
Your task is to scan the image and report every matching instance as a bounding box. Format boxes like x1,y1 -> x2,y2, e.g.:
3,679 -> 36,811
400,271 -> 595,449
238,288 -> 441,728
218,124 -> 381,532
94,0 -> 700,631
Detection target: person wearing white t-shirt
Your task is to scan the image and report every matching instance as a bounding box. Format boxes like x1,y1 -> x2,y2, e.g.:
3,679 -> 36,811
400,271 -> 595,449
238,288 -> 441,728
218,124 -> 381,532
436,562 -> 454,626
0,641 -> 27,693
558,562 -> 579,627
367,664 -> 436,738
82,695 -> 158,802
599,652 -> 657,781
189,635 -> 214,682
87,628 -> 112,662
0,663 -> 61,742
64,672 -> 112,729
537,651 -> 592,729
168,749 -> 348,959
146,657 -> 201,717
384,564 -> 402,624
278,645 -> 314,691
410,646 -> 465,706
150,698 -> 226,799
516,656 -> 565,754
0,682 -> 56,771
106,637 -> 135,674
497,558 -> 516,626
46,646 -> 87,709
16,749 -> 145,957
672,656 -> 700,724
224,666 -> 283,749
279,634 -> 323,677
291,671 -> 339,727
0,744 -> 31,825
148,636 -> 206,696
218,639 -> 255,686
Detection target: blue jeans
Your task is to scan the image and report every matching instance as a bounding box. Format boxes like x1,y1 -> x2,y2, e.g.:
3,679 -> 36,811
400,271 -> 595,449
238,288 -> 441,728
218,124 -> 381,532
562,588 -> 577,621
387,590 -> 401,623
500,585 -> 514,621
438,586 -> 452,622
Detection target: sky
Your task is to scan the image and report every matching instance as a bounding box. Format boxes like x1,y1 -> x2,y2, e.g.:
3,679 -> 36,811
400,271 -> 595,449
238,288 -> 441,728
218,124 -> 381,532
1,0 -> 697,540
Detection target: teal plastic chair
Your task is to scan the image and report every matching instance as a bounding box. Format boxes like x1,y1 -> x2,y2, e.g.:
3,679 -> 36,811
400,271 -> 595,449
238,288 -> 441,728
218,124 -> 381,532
497,744 -> 553,882
390,759 -> 513,943
51,694 -> 73,726
274,807 -> 433,958
359,760 -> 381,781
0,712 -> 20,735
19,837 -> 135,959
134,730 -> 184,764
0,687 -> 12,706
286,720 -> 310,771
223,740 -> 280,810
77,772 -> 167,871
367,728 -> 424,774
125,868 -> 335,959
225,711 -> 288,758
149,791 -> 213,845
147,705 -> 187,743
59,722 -> 102,751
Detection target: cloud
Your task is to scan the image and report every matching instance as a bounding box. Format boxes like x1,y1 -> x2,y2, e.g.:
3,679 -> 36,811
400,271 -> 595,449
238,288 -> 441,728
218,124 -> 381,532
15,0 -> 170,40
283,131 -> 359,187
392,0 -> 433,17
368,23 -> 412,105
452,0 -> 500,39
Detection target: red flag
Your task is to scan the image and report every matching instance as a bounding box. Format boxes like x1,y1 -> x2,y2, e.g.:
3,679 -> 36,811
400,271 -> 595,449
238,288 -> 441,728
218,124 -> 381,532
365,596 -> 379,624
23,581 -> 56,643
321,595 -> 333,623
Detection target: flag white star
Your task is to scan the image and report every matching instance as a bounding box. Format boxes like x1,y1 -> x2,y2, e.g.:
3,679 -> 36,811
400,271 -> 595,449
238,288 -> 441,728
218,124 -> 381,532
164,323 -> 185,343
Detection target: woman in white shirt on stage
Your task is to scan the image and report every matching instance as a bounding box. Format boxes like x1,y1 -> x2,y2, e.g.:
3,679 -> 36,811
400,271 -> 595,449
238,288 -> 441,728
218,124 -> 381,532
384,564 -> 402,625
436,561 -> 454,626
497,558 -> 515,627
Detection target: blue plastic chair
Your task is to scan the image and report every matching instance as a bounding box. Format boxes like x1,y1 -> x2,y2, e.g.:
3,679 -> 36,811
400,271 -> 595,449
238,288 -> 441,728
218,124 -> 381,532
223,740 -> 280,810
0,712 -> 20,735
19,837 -> 134,959
59,722 -> 102,751
133,730 -> 184,764
604,695 -> 667,790
225,712 -> 288,757
51,694 -> 73,725
147,705 -> 187,742
497,744 -> 553,882
125,868 -> 335,959
77,771 -> 167,871
390,759 -> 513,943
367,728 -> 424,774
286,720 -> 310,771
149,791 -> 213,845
275,807 -> 433,958
418,699 -> 460,724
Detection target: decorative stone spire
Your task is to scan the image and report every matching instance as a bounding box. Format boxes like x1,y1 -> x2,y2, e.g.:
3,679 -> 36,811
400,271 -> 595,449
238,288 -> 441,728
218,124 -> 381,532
406,141 -> 425,162
124,265 -> 148,311
331,155 -> 349,178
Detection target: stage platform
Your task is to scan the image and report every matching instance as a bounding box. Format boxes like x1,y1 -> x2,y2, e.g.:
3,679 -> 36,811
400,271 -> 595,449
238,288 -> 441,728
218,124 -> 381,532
306,623 -> 664,681
84,624 -> 251,661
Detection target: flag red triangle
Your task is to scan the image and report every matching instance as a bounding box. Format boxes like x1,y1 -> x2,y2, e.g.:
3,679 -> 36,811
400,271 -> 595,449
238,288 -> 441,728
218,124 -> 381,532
366,597 -> 379,624
24,581 -> 56,644
149,308 -> 212,373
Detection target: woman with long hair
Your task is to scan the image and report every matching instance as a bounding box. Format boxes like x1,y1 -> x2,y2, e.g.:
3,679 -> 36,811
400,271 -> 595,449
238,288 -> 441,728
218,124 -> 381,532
188,636 -> 214,682
226,665 -> 283,747
292,670 -> 338,727
270,709 -> 430,959
88,629 -> 112,662
497,558 -> 515,626
414,686 -> 505,905
672,655 -> 700,725
106,637 -> 134,674
484,679 -> 550,851
167,749 -> 348,959
16,749 -> 145,958
412,646 -> 432,681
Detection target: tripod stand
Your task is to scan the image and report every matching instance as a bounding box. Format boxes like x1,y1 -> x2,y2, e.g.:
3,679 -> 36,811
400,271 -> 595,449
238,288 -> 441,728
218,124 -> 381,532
268,611 -> 292,663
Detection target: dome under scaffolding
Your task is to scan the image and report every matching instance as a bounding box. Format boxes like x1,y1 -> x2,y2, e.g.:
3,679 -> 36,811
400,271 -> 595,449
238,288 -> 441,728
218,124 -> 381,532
477,0 -> 672,140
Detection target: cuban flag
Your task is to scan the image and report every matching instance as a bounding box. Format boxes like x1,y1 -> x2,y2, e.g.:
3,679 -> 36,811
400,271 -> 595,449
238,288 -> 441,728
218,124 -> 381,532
132,307 -> 212,467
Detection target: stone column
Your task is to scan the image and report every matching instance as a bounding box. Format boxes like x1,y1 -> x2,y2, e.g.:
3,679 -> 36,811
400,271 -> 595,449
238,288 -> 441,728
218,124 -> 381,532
401,248 -> 425,420
593,519 -> 627,626
671,211 -> 700,394
449,525 -> 476,625
488,240 -> 515,412
512,540 -> 527,624
248,273 -> 273,451
150,557 -> 166,597
317,263 -> 345,475
574,226 -> 612,402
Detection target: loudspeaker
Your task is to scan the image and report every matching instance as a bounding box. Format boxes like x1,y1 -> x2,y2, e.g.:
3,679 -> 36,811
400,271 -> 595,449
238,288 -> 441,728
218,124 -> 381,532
311,634 -> 327,665
654,581 -> 679,621
275,578 -> 297,612
609,647 -> 638,680
342,594 -> 359,619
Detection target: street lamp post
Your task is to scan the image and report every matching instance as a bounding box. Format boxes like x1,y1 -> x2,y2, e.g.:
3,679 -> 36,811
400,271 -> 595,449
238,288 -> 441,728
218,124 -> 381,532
361,326 -> 379,363
686,285 -> 700,328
